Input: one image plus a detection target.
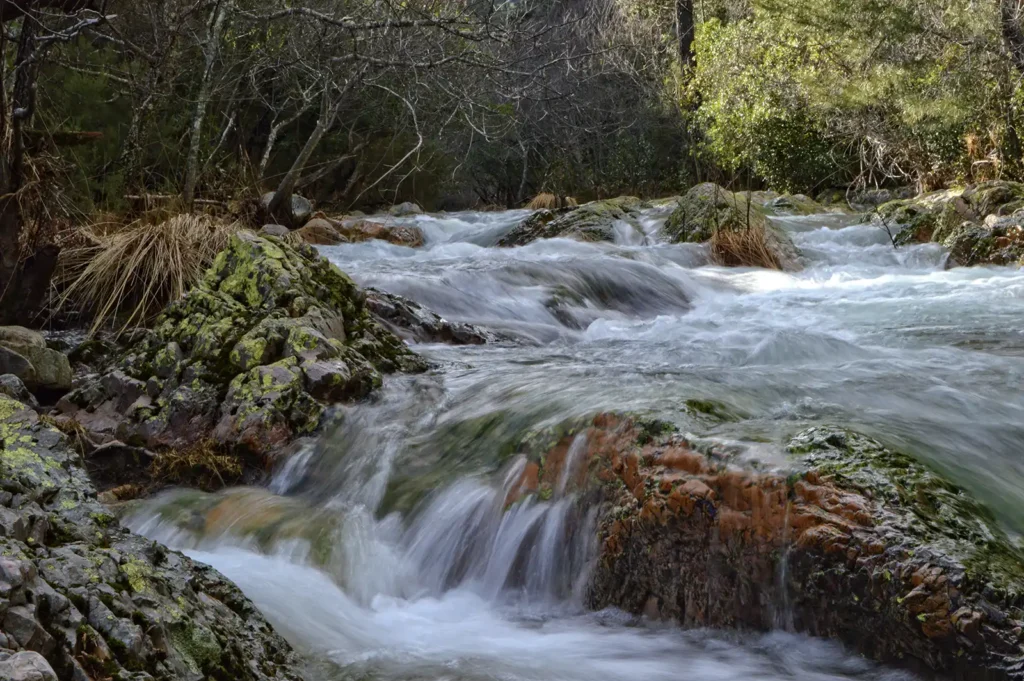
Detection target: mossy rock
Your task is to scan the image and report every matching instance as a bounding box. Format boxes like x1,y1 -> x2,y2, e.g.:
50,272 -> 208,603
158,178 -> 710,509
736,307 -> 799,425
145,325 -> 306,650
59,232 -> 425,487
664,183 -> 768,243
761,193 -> 828,216
498,197 -> 645,247
584,416 -> 1024,678
0,397 -> 303,681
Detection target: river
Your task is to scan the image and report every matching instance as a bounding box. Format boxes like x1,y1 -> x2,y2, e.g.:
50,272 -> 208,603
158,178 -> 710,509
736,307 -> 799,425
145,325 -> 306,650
129,205 -> 1024,681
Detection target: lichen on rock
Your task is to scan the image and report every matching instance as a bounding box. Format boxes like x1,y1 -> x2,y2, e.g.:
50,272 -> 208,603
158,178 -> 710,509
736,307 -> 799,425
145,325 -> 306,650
874,182 -> 1024,266
58,232 -> 426,490
0,396 -> 302,680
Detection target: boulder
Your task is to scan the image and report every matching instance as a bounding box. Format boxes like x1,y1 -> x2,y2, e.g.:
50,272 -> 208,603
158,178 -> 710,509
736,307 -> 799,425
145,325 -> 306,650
518,414 -> 1024,680
389,201 -> 423,216
0,374 -> 37,408
498,197 -> 644,247
365,289 -> 493,345
0,327 -> 71,392
872,182 -> 1024,265
294,217 -> 347,245
260,224 -> 290,237
58,232 -> 426,491
0,396 -> 302,681
663,185 -> 803,271
336,220 -> 424,247
0,652 -> 57,681
0,347 -> 32,383
260,192 -> 313,225
762,193 -> 827,215
663,183 -> 759,243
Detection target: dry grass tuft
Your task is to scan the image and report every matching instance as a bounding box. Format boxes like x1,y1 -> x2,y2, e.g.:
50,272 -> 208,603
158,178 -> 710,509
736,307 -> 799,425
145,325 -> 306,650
527,193 -> 577,210
39,414 -> 92,455
58,213 -> 240,334
150,439 -> 243,492
527,193 -> 559,209
709,226 -> 782,270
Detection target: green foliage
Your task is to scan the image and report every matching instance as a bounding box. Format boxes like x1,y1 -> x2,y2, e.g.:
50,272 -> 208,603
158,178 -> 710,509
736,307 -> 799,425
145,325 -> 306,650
692,0 -> 1017,190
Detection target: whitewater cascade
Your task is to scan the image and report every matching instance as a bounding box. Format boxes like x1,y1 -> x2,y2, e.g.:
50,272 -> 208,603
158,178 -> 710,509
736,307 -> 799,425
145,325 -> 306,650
130,205 -> 1023,681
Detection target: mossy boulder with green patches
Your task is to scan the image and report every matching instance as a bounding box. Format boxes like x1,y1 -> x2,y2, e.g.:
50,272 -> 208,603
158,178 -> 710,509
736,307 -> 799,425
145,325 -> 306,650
663,183 -> 767,243
761,193 -> 830,216
498,197 -> 646,247
59,232 -> 426,486
0,396 -> 301,681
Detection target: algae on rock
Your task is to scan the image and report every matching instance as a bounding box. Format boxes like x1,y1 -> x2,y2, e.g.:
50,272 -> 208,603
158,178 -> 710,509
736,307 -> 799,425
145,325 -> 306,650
571,414 -> 1024,680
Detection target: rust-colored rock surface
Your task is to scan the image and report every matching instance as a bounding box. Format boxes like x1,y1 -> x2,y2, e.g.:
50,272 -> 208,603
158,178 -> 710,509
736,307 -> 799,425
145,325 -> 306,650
520,414 -> 1024,679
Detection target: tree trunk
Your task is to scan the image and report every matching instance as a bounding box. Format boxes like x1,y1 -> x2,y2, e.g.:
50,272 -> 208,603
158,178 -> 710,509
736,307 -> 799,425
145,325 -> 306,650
1001,0 -> 1024,73
266,91 -> 338,224
0,15 -> 47,325
182,0 -> 230,208
676,0 -> 695,69
1000,1 -> 1024,174
117,68 -> 160,195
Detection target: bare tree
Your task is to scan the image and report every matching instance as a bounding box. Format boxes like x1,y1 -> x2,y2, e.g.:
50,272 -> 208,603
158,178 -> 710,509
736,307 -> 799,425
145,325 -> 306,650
182,0 -> 232,208
0,1 -> 107,324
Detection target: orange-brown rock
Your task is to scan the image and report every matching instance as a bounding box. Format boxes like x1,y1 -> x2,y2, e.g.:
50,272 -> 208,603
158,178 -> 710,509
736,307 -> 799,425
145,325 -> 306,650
337,219 -> 425,247
519,414 -> 1024,680
295,217 -> 347,245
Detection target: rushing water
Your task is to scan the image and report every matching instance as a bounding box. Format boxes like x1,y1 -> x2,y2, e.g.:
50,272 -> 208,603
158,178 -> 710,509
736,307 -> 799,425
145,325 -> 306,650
130,205 -> 1024,681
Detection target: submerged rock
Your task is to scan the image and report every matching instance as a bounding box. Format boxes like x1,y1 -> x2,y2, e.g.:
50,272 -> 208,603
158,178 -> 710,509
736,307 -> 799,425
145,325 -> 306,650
0,395 -> 301,680
365,289 -> 494,345
498,197 -> 644,247
336,219 -> 424,247
58,232 -> 425,490
529,414 -> 1024,680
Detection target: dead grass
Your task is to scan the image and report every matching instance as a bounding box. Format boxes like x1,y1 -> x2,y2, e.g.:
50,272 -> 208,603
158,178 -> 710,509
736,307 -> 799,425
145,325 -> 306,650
709,226 -> 782,270
150,439 -> 242,491
526,193 -> 579,210
57,213 -> 241,334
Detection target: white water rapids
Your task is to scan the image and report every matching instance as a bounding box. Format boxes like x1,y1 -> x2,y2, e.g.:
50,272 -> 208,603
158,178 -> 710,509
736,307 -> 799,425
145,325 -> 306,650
130,205 -> 1024,681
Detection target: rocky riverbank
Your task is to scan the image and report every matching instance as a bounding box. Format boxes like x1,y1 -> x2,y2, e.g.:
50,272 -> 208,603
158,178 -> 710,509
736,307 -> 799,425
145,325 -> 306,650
54,232 -> 430,497
0,395 -> 302,681
875,180 -> 1024,266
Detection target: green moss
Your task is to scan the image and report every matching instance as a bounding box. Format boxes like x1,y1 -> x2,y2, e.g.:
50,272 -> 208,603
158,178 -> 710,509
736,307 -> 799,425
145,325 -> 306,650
683,399 -> 743,422
789,427 -> 1024,595
170,620 -> 223,675
664,184 -> 768,243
